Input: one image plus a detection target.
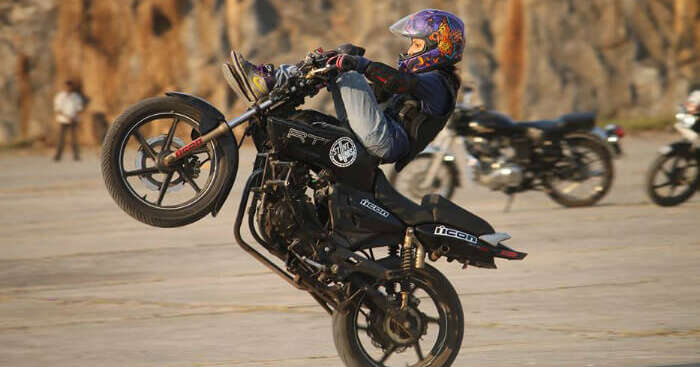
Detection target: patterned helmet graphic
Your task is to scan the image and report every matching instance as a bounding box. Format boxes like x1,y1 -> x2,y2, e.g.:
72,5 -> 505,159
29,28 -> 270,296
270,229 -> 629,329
390,9 -> 465,73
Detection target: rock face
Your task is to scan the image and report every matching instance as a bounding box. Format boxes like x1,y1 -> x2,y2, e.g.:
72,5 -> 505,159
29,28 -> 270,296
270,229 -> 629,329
0,0 -> 698,144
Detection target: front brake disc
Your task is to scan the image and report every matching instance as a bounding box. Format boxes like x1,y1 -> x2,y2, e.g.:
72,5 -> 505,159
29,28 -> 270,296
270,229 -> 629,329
134,135 -> 186,192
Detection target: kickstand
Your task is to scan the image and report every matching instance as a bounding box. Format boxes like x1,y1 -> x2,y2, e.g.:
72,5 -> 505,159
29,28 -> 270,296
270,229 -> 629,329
504,194 -> 515,213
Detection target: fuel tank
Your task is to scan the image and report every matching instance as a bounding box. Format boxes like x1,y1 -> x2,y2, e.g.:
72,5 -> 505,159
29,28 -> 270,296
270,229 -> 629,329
267,114 -> 379,192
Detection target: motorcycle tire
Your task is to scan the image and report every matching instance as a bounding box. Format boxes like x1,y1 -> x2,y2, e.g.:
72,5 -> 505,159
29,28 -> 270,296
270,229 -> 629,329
545,133 -> 614,207
388,155 -> 458,203
645,152 -> 699,207
101,96 -> 232,227
332,257 -> 464,367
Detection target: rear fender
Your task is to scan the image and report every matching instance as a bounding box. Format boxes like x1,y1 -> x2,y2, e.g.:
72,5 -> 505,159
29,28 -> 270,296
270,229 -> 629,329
658,140 -> 693,156
414,224 -> 526,269
165,92 -> 239,217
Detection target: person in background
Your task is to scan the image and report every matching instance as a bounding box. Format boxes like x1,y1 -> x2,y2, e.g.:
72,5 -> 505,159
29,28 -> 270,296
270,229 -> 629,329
685,88 -> 700,115
53,80 -> 84,161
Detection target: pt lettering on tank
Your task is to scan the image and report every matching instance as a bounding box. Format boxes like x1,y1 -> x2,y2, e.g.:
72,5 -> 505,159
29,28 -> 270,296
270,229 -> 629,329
433,225 -> 478,244
287,128 -> 330,145
360,199 -> 390,218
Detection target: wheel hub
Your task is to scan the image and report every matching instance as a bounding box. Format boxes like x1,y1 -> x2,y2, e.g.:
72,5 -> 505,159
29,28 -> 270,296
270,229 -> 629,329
135,135 -> 185,192
383,306 -> 426,346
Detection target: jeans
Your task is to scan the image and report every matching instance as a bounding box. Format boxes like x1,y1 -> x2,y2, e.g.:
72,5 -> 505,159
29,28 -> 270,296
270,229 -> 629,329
274,66 -> 409,163
54,121 -> 80,160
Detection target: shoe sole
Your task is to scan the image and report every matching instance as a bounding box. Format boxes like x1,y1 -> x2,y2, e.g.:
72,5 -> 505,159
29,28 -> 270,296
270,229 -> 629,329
222,62 -> 253,106
230,51 -> 260,102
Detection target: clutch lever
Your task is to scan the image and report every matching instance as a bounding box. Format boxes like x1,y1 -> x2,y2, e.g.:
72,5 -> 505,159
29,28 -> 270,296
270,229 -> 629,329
306,65 -> 337,79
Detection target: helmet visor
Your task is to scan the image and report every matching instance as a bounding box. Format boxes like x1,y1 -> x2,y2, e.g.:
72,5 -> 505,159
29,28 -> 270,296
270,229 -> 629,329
389,12 -> 433,38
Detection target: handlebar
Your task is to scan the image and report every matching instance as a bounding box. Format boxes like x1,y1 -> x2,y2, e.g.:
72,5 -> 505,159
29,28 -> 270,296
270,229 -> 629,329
305,65 -> 337,79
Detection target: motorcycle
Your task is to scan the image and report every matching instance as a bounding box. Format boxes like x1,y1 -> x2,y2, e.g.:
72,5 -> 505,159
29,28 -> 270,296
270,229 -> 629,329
100,50 -> 527,367
389,88 -> 617,209
645,105 -> 700,206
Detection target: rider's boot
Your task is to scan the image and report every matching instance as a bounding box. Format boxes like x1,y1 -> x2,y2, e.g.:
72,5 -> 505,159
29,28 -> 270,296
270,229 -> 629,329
222,51 -> 275,105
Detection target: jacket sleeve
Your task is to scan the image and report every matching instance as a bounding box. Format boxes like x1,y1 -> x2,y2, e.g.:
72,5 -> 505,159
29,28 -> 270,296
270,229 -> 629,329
361,61 -> 418,95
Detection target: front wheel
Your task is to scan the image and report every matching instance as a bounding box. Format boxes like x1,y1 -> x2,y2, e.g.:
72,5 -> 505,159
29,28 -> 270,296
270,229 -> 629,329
646,151 -> 699,206
388,155 -> 458,203
101,96 -> 233,227
545,134 -> 614,207
332,258 -> 464,367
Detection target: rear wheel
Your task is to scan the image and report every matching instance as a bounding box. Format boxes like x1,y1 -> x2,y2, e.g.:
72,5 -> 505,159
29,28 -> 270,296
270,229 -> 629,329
101,96 -> 232,227
545,134 -> 614,207
646,152 -> 699,206
333,258 -> 463,367
389,155 -> 458,203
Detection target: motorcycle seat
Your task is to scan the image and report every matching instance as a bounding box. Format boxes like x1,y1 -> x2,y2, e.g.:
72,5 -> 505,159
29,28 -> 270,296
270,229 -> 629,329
374,172 -> 494,235
420,194 -> 495,236
519,112 -> 595,134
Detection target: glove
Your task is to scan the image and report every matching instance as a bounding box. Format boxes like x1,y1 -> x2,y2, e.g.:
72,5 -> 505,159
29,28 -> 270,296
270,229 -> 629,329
335,43 -> 365,56
327,54 -> 360,72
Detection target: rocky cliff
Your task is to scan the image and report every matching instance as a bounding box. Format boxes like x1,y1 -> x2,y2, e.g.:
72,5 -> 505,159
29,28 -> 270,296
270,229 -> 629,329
0,0 -> 698,144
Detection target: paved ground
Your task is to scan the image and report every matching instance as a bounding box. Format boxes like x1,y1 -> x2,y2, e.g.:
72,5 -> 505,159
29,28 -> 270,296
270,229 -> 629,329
0,133 -> 698,367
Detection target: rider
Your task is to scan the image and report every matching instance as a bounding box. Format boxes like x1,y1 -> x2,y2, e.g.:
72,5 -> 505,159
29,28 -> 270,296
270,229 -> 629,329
233,9 -> 464,169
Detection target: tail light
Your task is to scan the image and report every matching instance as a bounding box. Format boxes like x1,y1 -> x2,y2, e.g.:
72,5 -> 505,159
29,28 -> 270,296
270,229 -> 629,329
605,124 -> 624,139
615,126 -> 625,138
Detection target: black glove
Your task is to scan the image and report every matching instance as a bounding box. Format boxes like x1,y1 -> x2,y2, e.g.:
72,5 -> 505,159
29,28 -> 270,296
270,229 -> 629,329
327,54 -> 360,72
335,43 -> 365,56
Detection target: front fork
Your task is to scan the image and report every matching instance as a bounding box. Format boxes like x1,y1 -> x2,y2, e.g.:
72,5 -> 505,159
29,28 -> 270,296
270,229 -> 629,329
161,99 -> 275,167
419,130 -> 458,189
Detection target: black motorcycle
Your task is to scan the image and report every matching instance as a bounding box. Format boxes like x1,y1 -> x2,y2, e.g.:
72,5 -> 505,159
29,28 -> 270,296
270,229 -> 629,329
100,50 -> 527,367
390,91 -> 616,209
646,107 -> 700,206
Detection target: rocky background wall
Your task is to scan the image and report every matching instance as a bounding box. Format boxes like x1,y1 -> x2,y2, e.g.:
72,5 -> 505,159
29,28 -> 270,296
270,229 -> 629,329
0,0 -> 698,145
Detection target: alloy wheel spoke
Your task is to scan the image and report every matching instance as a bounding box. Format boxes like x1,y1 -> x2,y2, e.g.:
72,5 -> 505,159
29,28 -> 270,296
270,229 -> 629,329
124,167 -> 160,177
669,182 -> 679,195
653,181 -> 672,189
379,344 -> 397,364
414,342 -> 424,361
582,158 -> 603,167
176,166 -> 201,193
425,315 -> 440,324
157,171 -> 175,206
133,130 -> 158,159
163,117 -> 180,153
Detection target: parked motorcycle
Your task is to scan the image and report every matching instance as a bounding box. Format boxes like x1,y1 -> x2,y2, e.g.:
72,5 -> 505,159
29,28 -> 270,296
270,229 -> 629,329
645,101 -> 700,206
100,50 -> 527,367
390,88 -> 617,209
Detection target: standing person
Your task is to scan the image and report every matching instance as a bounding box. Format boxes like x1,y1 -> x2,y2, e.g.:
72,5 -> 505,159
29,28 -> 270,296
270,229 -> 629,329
53,80 -> 84,161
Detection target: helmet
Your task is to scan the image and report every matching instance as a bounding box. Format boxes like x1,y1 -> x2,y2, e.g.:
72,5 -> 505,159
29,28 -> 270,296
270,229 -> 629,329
390,9 -> 465,73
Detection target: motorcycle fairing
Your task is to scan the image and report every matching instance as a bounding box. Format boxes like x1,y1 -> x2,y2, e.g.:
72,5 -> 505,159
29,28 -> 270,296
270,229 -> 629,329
164,92 -> 239,217
327,183 -> 406,250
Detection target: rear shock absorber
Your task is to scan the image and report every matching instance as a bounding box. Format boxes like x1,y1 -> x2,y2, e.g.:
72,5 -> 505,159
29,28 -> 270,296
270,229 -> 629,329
399,228 -> 415,309
388,244 -> 399,258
